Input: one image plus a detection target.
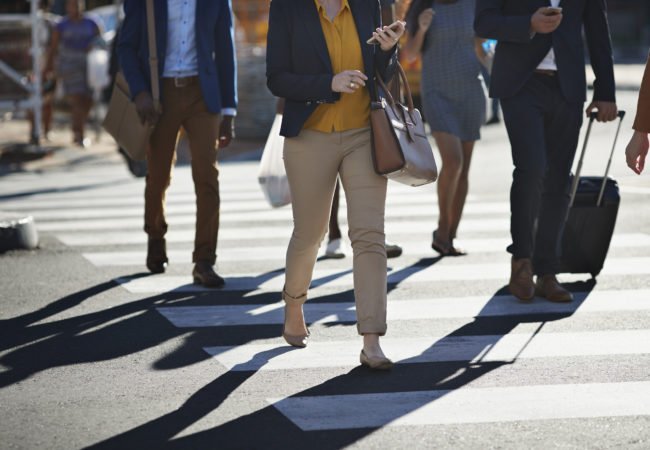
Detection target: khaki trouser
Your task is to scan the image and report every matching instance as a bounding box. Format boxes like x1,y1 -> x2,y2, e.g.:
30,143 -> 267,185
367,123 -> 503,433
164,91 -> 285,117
145,78 -> 220,264
283,127 -> 388,335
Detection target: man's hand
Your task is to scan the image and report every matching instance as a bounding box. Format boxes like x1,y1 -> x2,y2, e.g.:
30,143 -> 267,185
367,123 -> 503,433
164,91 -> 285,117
625,130 -> 649,175
218,115 -> 235,148
134,91 -> 160,125
586,101 -> 618,122
530,7 -> 562,34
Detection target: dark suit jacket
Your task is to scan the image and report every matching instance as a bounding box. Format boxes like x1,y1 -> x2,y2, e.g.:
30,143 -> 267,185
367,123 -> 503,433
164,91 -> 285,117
633,53 -> 650,133
474,0 -> 616,104
117,0 -> 237,115
266,0 -> 398,137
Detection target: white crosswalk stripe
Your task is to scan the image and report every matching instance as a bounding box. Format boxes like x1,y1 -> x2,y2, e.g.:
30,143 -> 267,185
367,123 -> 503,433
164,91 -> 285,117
82,233 -> 650,265
4,161 -> 649,434
114,257 -> 650,293
270,382 -> 650,430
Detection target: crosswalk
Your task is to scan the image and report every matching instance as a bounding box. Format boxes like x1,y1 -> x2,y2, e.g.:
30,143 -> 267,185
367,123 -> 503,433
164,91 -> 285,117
3,159 -> 650,439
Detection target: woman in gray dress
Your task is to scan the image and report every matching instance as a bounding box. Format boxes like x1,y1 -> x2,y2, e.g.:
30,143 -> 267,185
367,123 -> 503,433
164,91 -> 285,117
403,0 -> 486,255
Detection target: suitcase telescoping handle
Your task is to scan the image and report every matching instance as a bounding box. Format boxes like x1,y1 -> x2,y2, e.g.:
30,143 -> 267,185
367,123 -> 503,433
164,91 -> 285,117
568,110 -> 626,208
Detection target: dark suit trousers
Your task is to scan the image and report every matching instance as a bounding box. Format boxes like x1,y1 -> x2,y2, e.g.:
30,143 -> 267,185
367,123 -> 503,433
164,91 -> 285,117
500,73 -> 583,275
145,78 -> 221,264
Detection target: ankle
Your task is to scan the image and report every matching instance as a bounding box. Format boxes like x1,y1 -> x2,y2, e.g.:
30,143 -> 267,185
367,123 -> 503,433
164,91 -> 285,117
362,334 -> 384,355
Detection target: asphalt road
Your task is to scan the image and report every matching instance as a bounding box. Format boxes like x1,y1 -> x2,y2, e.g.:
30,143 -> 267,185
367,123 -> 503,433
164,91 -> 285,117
1,90 -> 649,449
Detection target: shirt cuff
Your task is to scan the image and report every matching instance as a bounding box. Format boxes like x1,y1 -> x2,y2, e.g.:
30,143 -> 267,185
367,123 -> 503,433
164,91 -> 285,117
221,108 -> 237,117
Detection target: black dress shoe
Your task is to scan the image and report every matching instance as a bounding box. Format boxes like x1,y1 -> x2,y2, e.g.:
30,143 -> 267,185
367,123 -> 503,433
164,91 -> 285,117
146,238 -> 168,274
193,261 -> 225,288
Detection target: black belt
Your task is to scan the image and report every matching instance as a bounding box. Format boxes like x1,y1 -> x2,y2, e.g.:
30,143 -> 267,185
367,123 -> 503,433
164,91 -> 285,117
534,69 -> 557,76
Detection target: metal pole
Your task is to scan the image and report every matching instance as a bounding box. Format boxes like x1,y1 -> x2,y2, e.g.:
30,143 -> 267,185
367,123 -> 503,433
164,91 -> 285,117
30,0 -> 43,145
596,111 -> 626,207
568,113 -> 596,209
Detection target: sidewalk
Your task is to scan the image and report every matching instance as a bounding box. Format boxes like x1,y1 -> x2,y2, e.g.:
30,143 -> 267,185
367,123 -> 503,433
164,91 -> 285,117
0,117 -> 265,175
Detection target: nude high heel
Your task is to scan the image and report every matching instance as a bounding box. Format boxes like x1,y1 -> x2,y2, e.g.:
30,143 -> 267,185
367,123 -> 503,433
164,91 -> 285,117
282,308 -> 309,348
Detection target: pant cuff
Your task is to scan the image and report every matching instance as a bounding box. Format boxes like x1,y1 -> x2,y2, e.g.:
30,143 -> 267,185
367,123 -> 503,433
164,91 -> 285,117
357,324 -> 387,336
282,288 -> 307,305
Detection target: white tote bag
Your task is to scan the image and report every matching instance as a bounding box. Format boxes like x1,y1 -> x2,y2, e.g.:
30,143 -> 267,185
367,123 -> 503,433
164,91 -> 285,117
258,114 -> 292,208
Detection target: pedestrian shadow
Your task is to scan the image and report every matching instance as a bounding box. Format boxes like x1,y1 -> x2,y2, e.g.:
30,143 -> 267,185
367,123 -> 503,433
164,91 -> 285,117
87,347 -> 293,449
0,259 -> 378,388
152,257 -> 442,369
86,279 -> 595,448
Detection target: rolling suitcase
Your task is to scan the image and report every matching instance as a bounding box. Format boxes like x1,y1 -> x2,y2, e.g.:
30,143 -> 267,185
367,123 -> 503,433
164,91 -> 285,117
560,110 -> 625,277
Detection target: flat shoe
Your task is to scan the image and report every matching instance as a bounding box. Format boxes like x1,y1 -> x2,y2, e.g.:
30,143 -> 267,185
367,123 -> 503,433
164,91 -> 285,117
360,350 -> 393,370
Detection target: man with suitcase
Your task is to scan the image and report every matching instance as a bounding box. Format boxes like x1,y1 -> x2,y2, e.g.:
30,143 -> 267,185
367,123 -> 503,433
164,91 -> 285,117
475,1 -> 618,302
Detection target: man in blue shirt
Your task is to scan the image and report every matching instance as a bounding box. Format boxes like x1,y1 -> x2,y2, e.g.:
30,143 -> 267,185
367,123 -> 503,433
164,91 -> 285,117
118,0 -> 237,287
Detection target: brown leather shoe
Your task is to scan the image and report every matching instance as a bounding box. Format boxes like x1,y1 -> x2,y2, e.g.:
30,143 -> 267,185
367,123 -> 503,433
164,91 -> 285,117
192,261 -> 225,288
146,238 -> 168,274
535,274 -> 573,303
509,258 -> 535,301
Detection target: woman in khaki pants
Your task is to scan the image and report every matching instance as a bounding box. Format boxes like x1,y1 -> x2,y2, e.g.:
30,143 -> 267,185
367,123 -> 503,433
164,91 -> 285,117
266,0 -> 405,370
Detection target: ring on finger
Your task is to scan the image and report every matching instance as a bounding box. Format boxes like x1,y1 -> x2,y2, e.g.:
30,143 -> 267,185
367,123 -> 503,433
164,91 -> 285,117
350,82 -> 355,89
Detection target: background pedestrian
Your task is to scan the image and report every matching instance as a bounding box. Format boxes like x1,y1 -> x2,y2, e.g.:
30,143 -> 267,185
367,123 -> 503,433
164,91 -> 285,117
403,0 -> 486,256
118,0 -> 237,287
46,0 -> 100,147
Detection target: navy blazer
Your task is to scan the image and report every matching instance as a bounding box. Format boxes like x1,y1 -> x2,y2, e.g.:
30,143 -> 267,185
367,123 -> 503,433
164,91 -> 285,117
266,0 -> 398,138
474,0 -> 615,104
117,0 -> 237,115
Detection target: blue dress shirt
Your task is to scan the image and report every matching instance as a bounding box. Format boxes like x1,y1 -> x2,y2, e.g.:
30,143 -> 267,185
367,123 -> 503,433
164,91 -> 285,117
163,0 -> 236,116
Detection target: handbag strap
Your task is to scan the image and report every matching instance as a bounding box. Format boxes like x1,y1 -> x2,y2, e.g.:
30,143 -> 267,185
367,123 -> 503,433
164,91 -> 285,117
145,0 -> 160,110
375,64 -> 415,114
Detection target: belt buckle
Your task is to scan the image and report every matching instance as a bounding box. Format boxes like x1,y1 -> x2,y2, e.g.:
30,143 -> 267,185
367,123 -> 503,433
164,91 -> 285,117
174,77 -> 188,88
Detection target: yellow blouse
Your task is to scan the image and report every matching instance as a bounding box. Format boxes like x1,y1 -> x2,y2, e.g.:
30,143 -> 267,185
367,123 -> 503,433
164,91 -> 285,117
303,0 -> 371,132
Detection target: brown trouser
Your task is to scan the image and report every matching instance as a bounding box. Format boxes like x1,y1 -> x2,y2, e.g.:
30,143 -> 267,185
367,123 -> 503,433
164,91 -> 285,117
283,127 -> 388,335
146,77 -> 220,264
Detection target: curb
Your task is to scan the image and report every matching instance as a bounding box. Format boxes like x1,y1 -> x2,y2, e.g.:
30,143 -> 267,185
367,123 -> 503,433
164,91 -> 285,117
0,212 -> 39,253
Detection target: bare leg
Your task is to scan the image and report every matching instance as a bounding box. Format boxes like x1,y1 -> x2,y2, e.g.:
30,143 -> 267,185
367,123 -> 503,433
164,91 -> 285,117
69,94 -> 93,144
449,140 -> 475,244
42,97 -> 53,138
363,333 -> 387,359
432,131 -> 463,250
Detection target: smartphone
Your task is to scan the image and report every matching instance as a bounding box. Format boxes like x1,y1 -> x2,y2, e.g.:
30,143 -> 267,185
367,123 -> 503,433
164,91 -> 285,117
544,6 -> 563,16
366,21 -> 404,45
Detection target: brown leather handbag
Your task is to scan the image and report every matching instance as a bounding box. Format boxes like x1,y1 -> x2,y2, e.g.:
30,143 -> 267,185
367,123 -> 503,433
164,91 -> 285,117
370,63 -> 438,186
102,0 -> 159,161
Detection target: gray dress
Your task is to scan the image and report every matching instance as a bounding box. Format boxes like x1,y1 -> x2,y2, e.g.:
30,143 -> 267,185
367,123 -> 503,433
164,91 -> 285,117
420,0 -> 486,142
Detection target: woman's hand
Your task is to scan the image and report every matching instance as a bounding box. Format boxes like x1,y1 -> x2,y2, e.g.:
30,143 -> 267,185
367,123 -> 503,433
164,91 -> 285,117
418,8 -> 435,33
332,70 -> 368,94
625,130 -> 649,175
371,20 -> 406,52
